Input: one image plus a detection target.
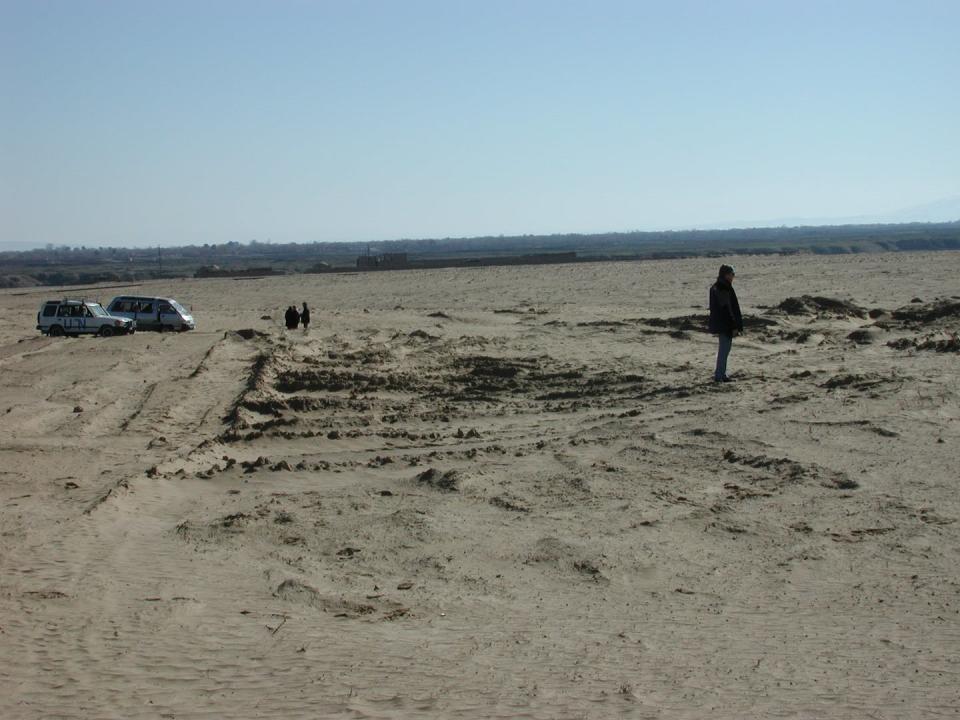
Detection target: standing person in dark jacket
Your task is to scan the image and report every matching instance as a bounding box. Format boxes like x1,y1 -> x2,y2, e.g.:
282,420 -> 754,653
708,264 -> 743,382
300,302 -> 310,332
284,305 -> 300,330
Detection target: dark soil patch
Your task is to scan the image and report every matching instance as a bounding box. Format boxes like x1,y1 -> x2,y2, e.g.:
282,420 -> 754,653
275,368 -> 423,393
218,512 -> 251,528
573,559 -> 605,579
887,334 -> 959,353
826,477 -> 860,490
846,329 -> 877,344
460,355 -> 529,379
490,494 -> 531,513
445,355 -> 643,406
819,373 -> 889,391
407,329 -> 438,341
23,590 -> 68,599
723,449 -> 856,491
577,320 -> 628,327
416,468 -> 461,492
723,449 -> 807,481
890,300 -> 960,324
235,328 -> 268,340
778,329 -> 815,343
777,296 -> 867,318
642,314 -> 777,334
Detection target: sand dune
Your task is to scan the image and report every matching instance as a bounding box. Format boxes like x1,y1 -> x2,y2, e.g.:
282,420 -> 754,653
1,251 -> 958,718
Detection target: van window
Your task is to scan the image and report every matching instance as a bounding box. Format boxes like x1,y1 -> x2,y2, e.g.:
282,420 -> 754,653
159,302 -> 174,314
139,302 -> 153,313
42,304 -> 57,317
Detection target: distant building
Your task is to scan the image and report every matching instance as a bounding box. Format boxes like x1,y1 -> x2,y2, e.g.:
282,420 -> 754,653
356,252 -> 408,270
194,265 -> 281,278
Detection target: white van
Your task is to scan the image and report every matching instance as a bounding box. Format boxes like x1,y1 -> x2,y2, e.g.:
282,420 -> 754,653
107,296 -> 196,332
37,299 -> 136,337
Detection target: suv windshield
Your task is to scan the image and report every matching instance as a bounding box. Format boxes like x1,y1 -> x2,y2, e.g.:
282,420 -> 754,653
87,303 -> 110,317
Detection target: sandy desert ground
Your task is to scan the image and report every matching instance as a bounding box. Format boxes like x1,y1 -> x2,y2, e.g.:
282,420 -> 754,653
1,251 -> 958,719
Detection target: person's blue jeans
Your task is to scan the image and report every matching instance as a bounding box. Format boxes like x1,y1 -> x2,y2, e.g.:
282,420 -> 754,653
715,333 -> 733,381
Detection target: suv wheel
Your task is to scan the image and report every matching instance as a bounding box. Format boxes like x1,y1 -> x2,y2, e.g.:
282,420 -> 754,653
100,326 -> 115,338
49,325 -> 64,337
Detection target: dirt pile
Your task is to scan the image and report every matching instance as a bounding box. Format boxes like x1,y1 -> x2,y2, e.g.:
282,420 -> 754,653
777,295 -> 867,318
890,299 -> 960,324
415,468 -> 461,492
880,300 -> 960,353
888,334 -> 960,353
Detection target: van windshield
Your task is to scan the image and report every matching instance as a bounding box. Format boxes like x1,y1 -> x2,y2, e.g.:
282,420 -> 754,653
171,300 -> 188,315
87,303 -> 110,317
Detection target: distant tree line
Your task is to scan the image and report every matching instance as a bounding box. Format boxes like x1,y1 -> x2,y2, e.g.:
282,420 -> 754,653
1,221 -> 957,288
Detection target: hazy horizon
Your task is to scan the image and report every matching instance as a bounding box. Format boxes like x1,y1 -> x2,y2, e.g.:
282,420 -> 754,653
2,1 -> 958,250
1,194 -> 959,253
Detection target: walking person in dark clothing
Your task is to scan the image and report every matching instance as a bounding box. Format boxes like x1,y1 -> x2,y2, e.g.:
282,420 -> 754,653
300,302 -> 310,332
284,305 -> 300,330
708,265 -> 743,382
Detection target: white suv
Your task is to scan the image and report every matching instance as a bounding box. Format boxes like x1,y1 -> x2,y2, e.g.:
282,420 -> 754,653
37,299 -> 136,337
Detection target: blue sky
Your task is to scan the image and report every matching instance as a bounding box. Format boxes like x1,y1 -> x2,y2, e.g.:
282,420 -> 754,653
1,0 -> 958,248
